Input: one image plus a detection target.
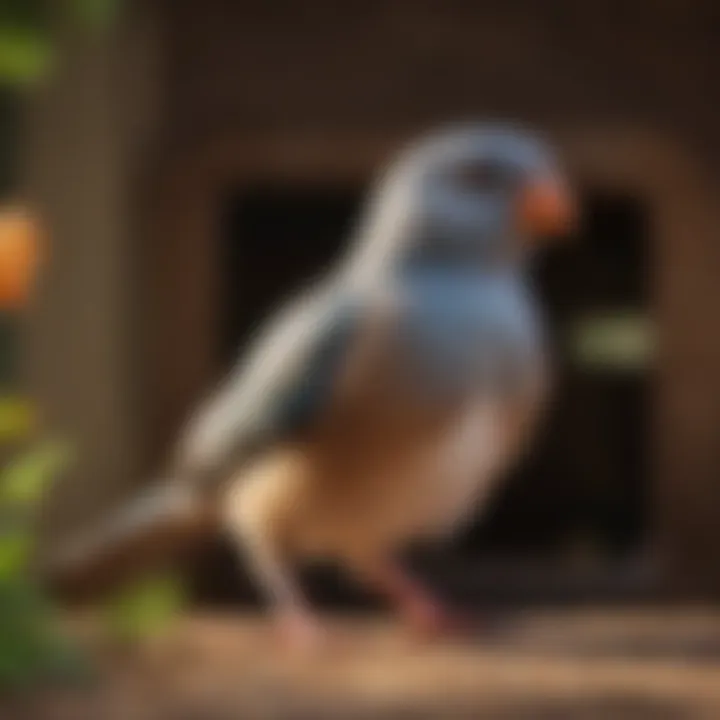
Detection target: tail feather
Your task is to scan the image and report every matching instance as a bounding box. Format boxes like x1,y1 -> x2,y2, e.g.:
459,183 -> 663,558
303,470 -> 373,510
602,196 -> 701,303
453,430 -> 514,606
45,481 -> 218,600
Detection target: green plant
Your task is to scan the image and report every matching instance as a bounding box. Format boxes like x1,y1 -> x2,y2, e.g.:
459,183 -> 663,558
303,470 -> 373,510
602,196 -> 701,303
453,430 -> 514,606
0,0 -> 124,87
0,440 -> 89,691
101,572 -> 187,647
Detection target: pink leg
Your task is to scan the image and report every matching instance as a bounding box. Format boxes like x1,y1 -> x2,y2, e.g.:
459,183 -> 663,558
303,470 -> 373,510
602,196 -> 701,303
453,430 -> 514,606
358,560 -> 463,638
232,528 -> 324,654
273,603 -> 325,653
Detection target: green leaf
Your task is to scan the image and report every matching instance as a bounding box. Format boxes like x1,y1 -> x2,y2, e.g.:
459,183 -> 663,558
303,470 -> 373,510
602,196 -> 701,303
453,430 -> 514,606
0,581 -> 48,688
0,531 -> 32,579
0,573 -> 87,690
0,396 -> 35,442
0,441 -> 73,506
102,573 -> 186,644
67,0 -> 122,30
0,579 -> 52,641
0,26 -> 52,86
569,312 -> 655,372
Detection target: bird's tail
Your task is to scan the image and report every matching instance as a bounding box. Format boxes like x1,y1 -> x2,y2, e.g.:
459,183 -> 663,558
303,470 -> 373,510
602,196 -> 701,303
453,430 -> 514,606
45,479 -> 218,601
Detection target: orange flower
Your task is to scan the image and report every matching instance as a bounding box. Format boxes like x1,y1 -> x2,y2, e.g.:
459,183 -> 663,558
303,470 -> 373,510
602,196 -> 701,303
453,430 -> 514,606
0,205 -> 41,310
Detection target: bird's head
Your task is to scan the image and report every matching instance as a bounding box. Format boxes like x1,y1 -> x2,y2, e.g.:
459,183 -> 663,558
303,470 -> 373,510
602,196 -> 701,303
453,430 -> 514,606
346,122 -> 576,281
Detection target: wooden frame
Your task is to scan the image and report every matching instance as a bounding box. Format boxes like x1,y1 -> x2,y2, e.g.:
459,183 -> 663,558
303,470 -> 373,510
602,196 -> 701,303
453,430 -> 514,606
140,126 -> 720,598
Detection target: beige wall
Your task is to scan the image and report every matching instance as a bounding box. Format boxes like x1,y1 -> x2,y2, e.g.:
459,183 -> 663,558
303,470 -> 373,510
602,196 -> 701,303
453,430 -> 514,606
21,3 -> 167,540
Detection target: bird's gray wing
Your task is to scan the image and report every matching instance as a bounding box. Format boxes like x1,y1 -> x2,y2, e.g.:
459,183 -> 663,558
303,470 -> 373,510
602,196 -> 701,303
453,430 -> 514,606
174,283 -> 361,483
46,286 -> 361,585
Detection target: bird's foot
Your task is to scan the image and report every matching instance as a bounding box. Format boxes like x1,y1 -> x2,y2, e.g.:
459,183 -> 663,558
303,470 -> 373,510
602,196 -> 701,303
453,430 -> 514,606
355,559 -> 474,640
401,596 -> 473,640
274,607 -> 326,655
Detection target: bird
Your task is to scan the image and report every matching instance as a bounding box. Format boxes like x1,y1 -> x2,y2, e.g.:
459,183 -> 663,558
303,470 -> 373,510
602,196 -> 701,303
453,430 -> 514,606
49,122 -> 576,649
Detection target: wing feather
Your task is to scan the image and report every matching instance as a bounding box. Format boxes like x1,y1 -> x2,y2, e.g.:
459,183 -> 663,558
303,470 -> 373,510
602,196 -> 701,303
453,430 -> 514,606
174,284 -> 360,480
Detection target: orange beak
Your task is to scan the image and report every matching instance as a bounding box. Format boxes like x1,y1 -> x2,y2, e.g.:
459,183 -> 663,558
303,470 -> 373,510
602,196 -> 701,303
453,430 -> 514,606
517,175 -> 577,239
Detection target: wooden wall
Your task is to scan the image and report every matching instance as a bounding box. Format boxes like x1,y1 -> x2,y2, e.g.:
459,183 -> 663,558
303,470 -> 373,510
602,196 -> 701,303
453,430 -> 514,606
25,0 -> 720,593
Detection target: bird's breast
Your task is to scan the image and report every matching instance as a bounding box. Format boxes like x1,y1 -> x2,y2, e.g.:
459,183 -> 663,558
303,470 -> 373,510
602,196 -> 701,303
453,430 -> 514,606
302,387 -> 542,557
395,273 -> 545,401
409,396 -> 525,538
281,274 -> 549,558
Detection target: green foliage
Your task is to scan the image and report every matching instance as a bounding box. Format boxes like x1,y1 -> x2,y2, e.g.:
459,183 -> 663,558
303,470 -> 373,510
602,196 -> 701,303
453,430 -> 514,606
101,572 -> 186,646
0,396 -> 34,443
0,529 -> 30,578
67,0 -> 123,30
569,312 -> 654,372
0,0 -> 51,87
0,0 -> 124,87
0,0 -> 129,689
0,25 -> 52,86
1,441 -> 71,505
0,441 -> 72,581
0,577 -> 88,690
0,438 -> 90,691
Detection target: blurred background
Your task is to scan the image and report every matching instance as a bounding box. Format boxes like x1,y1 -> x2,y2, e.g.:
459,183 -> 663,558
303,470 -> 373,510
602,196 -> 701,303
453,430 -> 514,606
2,0 -> 720,717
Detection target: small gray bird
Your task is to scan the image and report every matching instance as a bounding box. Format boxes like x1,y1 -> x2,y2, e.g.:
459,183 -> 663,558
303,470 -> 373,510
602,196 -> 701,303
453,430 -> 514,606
52,122 -> 575,649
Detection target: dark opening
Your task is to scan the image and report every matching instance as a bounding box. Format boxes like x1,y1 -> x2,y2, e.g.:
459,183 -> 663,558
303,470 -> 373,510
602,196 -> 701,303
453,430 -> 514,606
220,185 -> 358,363
190,183 -> 651,607
454,193 -> 651,565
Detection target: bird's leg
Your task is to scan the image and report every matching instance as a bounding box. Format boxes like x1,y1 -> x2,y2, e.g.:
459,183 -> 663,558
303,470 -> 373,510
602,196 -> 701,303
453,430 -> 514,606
353,557 -> 459,638
223,454 -> 325,653
230,528 -> 323,653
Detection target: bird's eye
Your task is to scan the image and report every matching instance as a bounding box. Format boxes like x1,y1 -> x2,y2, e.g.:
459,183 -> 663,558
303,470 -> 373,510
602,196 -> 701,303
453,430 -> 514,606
453,162 -> 515,193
